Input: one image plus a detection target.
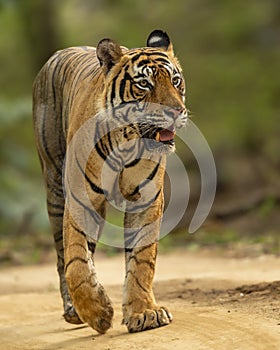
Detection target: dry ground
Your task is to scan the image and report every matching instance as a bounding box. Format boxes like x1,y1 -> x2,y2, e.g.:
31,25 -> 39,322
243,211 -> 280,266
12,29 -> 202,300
0,250 -> 280,350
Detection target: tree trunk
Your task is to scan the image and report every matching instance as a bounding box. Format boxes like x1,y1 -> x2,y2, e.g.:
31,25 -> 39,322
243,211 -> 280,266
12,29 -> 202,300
17,0 -> 61,73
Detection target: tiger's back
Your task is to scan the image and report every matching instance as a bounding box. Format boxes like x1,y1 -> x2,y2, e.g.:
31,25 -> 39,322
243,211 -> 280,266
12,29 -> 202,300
33,46 -> 102,161
33,30 -> 188,333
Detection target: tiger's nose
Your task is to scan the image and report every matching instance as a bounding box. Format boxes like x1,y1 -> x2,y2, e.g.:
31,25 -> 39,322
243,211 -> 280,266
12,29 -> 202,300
164,107 -> 185,120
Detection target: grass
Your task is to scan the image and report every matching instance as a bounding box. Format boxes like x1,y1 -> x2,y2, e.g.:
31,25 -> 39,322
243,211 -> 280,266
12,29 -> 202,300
0,223 -> 279,266
159,228 -> 280,258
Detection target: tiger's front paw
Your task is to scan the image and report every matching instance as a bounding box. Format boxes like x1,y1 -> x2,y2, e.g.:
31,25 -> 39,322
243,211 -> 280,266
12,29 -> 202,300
123,306 -> 172,333
71,283 -> 114,334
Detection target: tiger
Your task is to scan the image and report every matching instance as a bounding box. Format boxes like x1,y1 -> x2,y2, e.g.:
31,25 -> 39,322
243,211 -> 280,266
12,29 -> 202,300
33,29 -> 188,333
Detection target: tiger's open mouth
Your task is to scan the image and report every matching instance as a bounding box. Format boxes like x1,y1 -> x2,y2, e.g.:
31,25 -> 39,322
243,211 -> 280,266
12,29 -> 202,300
155,127 -> 175,145
139,123 -> 176,152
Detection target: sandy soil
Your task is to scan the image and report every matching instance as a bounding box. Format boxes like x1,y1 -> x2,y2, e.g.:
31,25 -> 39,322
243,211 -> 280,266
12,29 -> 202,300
0,250 -> 280,350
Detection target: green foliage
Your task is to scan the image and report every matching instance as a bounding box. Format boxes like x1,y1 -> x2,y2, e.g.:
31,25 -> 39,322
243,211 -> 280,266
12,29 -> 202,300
0,98 -> 49,239
159,227 -> 280,257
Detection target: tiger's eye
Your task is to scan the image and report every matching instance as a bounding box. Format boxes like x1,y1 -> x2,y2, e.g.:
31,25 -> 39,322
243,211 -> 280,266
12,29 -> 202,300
139,79 -> 148,87
172,76 -> 181,87
136,78 -> 152,91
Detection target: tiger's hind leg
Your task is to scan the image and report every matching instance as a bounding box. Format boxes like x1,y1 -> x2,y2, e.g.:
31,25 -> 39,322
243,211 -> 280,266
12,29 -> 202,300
33,59 -> 82,325
34,143 -> 82,324
46,181 -> 83,325
63,207 -> 114,334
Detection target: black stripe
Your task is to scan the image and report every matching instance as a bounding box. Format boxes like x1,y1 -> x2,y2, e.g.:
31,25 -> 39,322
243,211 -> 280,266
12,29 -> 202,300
147,161 -> 161,181
125,227 -> 146,248
129,80 -> 137,100
50,56 -> 61,107
54,230 -> 63,243
126,270 -> 149,293
104,137 -> 123,168
99,134 -> 110,155
54,236 -> 63,244
119,77 -> 126,102
124,223 -> 150,248
154,57 -> 172,65
128,229 -> 156,250
95,140 -> 120,172
75,153 -> 108,196
47,182 -> 64,197
69,188 -> 100,226
60,51 -> 89,88
131,51 -> 169,63
130,161 -> 160,197
134,275 -> 150,293
95,141 -> 107,161
41,106 -> 61,175
141,313 -> 147,331
120,72 -> 132,102
70,242 -> 87,254
107,123 -> 114,151
155,311 -> 161,326
130,185 -> 139,197
157,64 -> 172,72
71,278 -> 98,293
125,247 -> 133,253
87,241 -> 96,253
131,52 -> 145,63
86,173 -> 107,195
109,63 -> 128,103
51,51 -> 77,104
71,280 -> 87,293
71,222 -> 87,237
47,200 -> 64,210
133,244 -> 155,256
127,188 -> 161,212
127,254 -> 155,269
124,157 -> 141,168
137,59 -> 150,67
110,74 -> 117,104
48,211 -> 64,218
56,49 -> 77,90
65,257 -> 88,273
57,246 -> 64,253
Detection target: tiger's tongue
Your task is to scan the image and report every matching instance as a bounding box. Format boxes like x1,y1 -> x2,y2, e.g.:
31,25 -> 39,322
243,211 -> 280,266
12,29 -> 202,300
159,129 -> 175,142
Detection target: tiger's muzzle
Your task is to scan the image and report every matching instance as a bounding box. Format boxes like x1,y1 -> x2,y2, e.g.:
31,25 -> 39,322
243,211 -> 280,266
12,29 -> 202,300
140,106 -> 188,153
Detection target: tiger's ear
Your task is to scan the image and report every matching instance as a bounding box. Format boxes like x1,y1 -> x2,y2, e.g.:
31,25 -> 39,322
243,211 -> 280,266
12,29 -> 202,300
97,38 -> 123,74
147,30 -> 174,54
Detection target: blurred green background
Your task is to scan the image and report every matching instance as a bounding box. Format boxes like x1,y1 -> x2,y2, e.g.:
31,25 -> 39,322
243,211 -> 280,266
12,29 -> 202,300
0,0 -> 279,264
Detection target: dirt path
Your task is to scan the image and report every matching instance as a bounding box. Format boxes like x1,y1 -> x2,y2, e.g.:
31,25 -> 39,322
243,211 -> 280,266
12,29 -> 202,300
0,251 -> 279,350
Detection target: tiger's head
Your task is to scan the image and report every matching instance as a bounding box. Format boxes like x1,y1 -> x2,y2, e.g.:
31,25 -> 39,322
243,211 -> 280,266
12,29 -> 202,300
97,30 -> 188,153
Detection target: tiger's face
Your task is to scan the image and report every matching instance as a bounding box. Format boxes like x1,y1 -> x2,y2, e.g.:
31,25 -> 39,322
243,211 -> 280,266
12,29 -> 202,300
97,30 -> 188,153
